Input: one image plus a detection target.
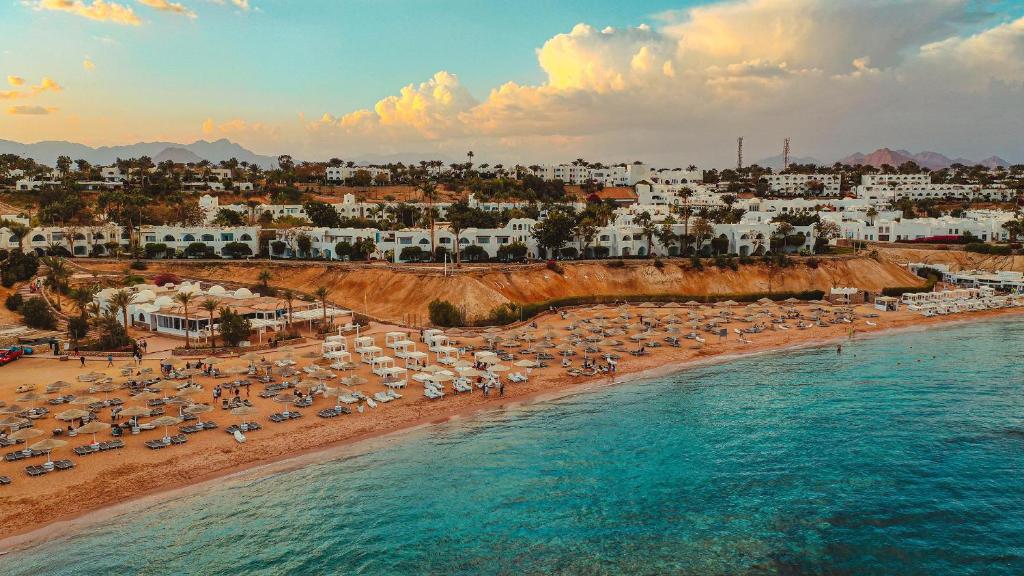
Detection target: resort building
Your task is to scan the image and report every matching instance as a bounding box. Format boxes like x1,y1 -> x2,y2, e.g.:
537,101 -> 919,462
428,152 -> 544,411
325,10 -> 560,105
95,281 -> 351,342
860,174 -> 932,187
325,166 -> 391,184
139,225 -> 260,257
764,174 -> 842,196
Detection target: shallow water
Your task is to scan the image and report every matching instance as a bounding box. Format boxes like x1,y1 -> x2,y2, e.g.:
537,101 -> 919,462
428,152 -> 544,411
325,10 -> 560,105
4,318 -> 1024,575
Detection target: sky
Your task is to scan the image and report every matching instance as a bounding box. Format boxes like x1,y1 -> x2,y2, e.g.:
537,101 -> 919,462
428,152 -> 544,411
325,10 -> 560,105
1,0 -> 1023,166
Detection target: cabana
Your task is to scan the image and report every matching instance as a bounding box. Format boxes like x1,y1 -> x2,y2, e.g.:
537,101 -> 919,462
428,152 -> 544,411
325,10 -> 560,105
404,351 -> 429,371
384,332 -> 410,349
358,345 -> 383,365
393,340 -> 417,359
379,366 -> 408,389
428,334 -> 452,352
371,355 -> 397,376
421,328 -> 443,343
435,345 -> 460,366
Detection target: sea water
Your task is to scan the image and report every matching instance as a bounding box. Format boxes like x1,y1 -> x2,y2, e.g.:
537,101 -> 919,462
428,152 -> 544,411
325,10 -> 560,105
3,318 -> 1024,575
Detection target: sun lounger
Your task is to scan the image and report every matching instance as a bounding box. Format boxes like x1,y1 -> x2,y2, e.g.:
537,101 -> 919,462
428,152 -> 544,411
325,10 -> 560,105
318,408 -> 343,418
169,434 -> 187,445
25,465 -> 48,477
54,459 -> 75,471
372,392 -> 392,403
74,444 -> 100,456
145,440 -> 167,449
0,475 -> 11,485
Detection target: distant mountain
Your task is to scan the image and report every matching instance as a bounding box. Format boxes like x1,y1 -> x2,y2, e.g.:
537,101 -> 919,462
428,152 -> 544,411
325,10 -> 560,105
0,138 -> 277,168
837,148 -> 1012,170
153,147 -> 203,164
755,153 -> 821,170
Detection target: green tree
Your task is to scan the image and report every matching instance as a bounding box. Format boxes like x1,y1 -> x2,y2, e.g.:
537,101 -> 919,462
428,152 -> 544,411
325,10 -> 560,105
109,288 -> 134,331
174,291 -> 194,348
218,306 -> 251,346
532,206 -> 576,258
314,286 -> 330,328
303,200 -> 342,228
199,298 -> 220,348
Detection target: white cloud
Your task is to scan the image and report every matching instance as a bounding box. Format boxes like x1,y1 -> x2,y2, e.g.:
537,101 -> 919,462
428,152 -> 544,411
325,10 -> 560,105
7,76 -> 25,87
83,58 -> 96,71
8,105 -> 57,115
33,0 -> 141,26
287,0 -> 1024,163
138,0 -> 196,19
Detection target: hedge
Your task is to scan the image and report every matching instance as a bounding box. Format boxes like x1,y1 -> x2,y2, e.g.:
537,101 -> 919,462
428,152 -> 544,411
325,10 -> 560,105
882,280 -> 936,297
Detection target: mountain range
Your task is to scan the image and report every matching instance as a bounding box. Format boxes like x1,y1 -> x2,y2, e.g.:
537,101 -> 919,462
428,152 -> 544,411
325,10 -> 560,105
836,148 -> 1010,170
0,138 -> 278,169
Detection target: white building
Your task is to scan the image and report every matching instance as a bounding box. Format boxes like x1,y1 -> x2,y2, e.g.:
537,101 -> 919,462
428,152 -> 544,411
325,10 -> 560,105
140,225 -> 259,257
325,166 -> 391,184
860,173 -> 931,187
855,183 -> 1015,202
764,174 -> 842,196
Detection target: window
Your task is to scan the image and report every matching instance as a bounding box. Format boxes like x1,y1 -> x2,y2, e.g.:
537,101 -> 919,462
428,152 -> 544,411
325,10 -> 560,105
221,233 -> 234,242
439,238 -> 451,244
202,234 -> 214,242
477,236 -> 490,244
145,236 -> 156,243
163,235 -> 175,242
240,234 -> 252,241
32,234 -> 45,242
182,234 -> 195,242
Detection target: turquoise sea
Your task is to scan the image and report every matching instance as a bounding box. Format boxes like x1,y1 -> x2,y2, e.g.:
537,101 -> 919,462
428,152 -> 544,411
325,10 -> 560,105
3,318 -> 1024,575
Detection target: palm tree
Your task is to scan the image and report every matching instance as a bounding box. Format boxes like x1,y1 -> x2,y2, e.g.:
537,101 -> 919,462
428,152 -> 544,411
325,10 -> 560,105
41,256 -> 70,311
258,268 -> 272,290
419,182 -> 438,257
109,288 -> 134,331
199,298 -> 220,348
174,291 -> 194,348
314,286 -> 329,328
282,289 -> 295,327
71,284 -> 98,320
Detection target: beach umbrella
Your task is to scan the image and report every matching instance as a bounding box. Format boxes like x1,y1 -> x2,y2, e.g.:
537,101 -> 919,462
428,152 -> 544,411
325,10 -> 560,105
274,393 -> 298,405
56,408 -> 91,422
185,403 -> 214,426
453,359 -> 473,368
457,367 -> 485,378
16,392 -> 42,403
487,364 -> 510,373
131,391 -> 162,402
150,415 -> 182,443
47,380 -> 73,392
201,357 -> 222,365
0,416 -> 29,429
514,359 -> 538,368
75,421 -> 110,446
10,427 -> 44,443
230,406 -> 256,417
91,382 -> 118,394
71,395 -> 101,406
341,375 -> 368,386
428,373 -> 453,383
29,438 -> 67,466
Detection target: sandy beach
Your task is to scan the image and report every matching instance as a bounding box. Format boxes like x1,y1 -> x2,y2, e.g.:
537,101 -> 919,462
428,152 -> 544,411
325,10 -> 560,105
1,301 -> 1022,550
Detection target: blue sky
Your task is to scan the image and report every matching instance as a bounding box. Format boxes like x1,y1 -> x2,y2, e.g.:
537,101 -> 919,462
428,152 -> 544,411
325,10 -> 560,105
1,0 -> 1022,164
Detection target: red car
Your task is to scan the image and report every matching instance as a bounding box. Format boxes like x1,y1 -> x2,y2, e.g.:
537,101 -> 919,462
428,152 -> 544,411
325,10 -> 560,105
0,347 -> 25,365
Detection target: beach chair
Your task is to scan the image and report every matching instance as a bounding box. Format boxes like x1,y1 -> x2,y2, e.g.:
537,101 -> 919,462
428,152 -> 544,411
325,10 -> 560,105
54,459 -> 75,471
0,475 -> 11,485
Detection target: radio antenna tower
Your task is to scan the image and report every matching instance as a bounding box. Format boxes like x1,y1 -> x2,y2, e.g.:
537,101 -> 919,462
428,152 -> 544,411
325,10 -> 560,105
736,137 -> 744,171
783,137 -> 791,170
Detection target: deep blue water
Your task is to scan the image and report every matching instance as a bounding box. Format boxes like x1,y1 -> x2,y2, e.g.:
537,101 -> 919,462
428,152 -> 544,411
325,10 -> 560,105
4,318 -> 1024,575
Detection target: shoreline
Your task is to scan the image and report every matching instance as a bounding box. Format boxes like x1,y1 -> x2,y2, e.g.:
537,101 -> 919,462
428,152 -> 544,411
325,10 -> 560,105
2,306 -> 1022,553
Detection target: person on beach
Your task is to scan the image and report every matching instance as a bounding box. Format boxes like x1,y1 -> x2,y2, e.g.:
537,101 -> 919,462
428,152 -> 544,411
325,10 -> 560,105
80,355 -> 86,367
499,381 -> 505,397
107,354 -> 114,367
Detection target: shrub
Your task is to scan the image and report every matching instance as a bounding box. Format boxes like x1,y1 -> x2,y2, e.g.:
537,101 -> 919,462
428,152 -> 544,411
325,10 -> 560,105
5,292 -> 23,312
496,241 -> 528,262
915,266 -> 944,281
129,260 -> 148,270
607,259 -> 626,269
806,257 -> 819,269
219,307 -> 252,346
400,246 -> 426,262
593,246 -> 611,258
271,240 -> 287,255
152,273 -> 182,286
461,245 -> 489,262
123,274 -> 145,286
1,251 -> 39,288
221,242 -> 252,259
653,258 -> 664,269
184,242 -> 214,259
68,316 -> 89,340
143,243 -> 168,259
20,298 -> 56,329
738,255 -> 753,265
559,247 -> 578,259
483,303 -> 520,325
546,259 -> 563,274
428,299 -> 464,327
96,314 -> 130,350
714,255 -> 728,269
690,255 -> 703,270
965,242 -> 1012,255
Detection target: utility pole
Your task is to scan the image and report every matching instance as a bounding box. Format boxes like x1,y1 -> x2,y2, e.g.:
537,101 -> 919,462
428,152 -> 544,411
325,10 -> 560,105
736,137 -> 744,171
783,137 -> 791,170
